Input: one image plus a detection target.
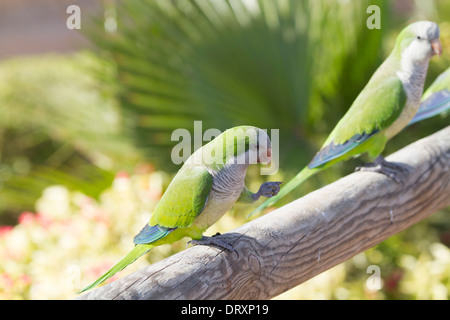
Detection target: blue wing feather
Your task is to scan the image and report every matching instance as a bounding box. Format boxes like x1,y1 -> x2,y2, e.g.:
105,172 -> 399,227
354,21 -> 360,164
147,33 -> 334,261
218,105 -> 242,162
409,89 -> 450,125
308,131 -> 378,169
133,224 -> 175,245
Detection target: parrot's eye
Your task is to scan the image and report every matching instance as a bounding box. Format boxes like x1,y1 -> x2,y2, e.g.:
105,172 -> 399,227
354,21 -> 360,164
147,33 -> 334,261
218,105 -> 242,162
416,36 -> 422,40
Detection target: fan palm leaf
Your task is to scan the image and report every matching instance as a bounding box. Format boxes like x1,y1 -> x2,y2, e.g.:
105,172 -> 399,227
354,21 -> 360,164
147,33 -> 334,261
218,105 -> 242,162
89,0 -> 387,170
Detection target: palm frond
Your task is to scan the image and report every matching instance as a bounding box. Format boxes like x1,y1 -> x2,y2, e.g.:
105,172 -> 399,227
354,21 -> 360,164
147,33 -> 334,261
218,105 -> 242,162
88,0 -> 388,171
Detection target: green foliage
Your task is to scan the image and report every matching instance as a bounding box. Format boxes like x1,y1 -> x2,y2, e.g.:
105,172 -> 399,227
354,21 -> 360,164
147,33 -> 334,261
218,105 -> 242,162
0,53 -> 141,217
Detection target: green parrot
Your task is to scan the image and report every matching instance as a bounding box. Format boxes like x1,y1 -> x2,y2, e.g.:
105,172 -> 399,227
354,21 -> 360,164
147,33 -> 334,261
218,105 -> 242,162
409,66 -> 450,125
250,20 -> 442,217
78,126 -> 281,294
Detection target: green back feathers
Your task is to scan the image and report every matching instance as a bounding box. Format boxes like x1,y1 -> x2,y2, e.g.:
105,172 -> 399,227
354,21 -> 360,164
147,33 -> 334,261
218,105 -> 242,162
326,76 -> 406,146
149,126 -> 260,229
150,165 -> 213,228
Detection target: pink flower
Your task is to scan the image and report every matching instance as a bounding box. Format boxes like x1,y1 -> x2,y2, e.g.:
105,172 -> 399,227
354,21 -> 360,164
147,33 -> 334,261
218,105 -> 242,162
115,171 -> 130,180
134,163 -> 155,174
18,212 -> 35,226
93,210 -> 110,225
0,273 -> 14,290
19,274 -> 31,286
87,261 -> 113,279
0,226 -> 13,238
79,201 -> 110,226
385,269 -> 403,293
148,189 -> 162,201
35,213 -> 53,230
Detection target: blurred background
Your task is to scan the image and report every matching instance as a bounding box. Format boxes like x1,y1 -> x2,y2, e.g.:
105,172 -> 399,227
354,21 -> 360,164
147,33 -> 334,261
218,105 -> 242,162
0,0 -> 449,299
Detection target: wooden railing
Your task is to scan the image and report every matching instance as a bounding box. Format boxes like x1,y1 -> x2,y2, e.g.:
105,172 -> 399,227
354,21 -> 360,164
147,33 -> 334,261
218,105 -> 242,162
77,126 -> 450,300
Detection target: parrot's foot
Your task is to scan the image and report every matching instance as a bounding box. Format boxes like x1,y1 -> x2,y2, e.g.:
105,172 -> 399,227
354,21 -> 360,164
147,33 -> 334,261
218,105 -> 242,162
253,181 -> 282,200
187,235 -> 236,252
355,155 -> 409,184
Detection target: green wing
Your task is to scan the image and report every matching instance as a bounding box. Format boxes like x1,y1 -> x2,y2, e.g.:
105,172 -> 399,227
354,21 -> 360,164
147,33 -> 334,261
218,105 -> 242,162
149,165 -> 213,228
329,76 -> 407,145
309,76 -> 406,168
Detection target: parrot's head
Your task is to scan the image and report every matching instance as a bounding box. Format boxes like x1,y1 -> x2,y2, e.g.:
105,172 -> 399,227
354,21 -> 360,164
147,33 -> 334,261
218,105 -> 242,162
395,21 -> 442,65
220,126 -> 272,166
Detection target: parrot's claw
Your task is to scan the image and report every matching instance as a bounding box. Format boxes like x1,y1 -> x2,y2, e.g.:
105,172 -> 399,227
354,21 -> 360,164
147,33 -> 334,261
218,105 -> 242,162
187,236 -> 236,253
258,181 -> 283,198
355,156 -> 409,184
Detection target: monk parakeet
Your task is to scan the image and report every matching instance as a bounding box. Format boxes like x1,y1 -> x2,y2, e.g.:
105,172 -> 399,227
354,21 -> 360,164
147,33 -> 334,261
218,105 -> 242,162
250,21 -> 442,216
409,66 -> 450,125
78,126 -> 281,293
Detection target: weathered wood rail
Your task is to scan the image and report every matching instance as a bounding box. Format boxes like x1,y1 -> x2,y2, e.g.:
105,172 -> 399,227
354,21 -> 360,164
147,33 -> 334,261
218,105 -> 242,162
78,126 -> 450,300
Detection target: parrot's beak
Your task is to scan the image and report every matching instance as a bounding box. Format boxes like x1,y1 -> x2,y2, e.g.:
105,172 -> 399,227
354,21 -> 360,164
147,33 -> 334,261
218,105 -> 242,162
258,148 -> 272,165
265,148 -> 272,165
431,38 -> 443,56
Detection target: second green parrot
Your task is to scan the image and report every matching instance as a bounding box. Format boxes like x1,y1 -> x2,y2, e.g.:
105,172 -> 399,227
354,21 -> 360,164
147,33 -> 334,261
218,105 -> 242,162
78,126 -> 281,294
250,20 -> 442,216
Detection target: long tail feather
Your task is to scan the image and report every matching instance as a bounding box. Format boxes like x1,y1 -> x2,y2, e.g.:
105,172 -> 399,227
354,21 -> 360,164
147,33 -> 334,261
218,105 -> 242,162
77,244 -> 152,294
248,166 -> 321,218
